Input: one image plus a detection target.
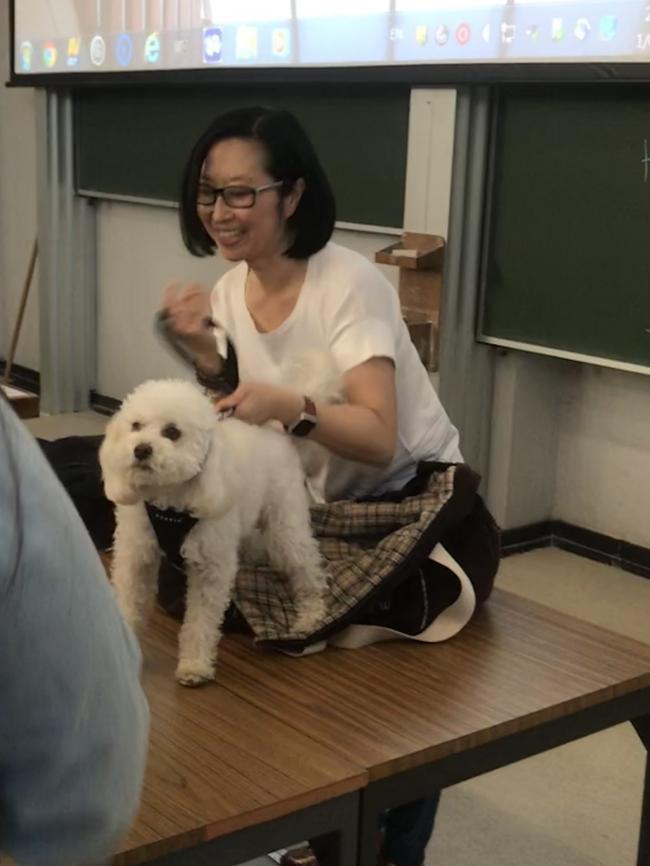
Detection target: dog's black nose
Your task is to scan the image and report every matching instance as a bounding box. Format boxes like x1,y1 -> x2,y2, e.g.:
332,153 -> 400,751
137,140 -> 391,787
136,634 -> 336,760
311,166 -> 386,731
134,443 -> 153,461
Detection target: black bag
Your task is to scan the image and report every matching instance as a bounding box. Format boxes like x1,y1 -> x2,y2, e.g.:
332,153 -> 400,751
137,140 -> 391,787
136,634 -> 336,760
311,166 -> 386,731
233,462 -> 500,651
38,435 -> 115,551
160,463 -> 501,651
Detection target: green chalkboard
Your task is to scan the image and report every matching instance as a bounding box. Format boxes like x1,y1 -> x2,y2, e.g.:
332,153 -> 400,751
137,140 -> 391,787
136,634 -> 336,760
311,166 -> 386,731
481,86 -> 650,369
75,84 -> 410,227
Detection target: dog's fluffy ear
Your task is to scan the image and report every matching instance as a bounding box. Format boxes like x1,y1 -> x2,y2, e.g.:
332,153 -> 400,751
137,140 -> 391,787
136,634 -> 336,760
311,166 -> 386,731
189,425 -> 239,518
99,416 -> 142,506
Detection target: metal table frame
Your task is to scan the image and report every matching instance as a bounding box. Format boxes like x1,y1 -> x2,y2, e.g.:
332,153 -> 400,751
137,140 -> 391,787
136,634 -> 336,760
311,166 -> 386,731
139,790 -> 359,866
357,690 -> 650,866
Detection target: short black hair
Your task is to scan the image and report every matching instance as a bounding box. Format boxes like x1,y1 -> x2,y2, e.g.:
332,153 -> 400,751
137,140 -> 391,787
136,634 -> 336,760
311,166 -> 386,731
179,106 -> 336,260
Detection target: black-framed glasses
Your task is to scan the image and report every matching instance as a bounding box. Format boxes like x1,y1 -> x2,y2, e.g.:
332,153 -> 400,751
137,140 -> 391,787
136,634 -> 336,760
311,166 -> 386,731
196,180 -> 284,209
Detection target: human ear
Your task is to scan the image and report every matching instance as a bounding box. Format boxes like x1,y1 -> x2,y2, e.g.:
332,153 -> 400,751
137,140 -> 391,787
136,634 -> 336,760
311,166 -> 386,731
284,177 -> 306,219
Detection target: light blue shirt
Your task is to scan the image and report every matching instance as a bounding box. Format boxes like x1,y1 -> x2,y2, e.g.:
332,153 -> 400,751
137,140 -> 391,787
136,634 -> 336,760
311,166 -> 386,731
0,400 -> 149,866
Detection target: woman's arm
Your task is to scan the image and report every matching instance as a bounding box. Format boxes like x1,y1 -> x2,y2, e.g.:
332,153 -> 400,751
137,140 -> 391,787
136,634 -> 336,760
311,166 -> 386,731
290,356 -> 397,467
214,356 -> 398,468
0,402 -> 149,866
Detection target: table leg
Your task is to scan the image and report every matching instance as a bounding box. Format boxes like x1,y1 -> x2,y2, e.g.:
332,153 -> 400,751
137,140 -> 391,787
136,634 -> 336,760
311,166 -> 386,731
356,786 -> 383,866
311,812 -> 358,866
634,715 -> 650,866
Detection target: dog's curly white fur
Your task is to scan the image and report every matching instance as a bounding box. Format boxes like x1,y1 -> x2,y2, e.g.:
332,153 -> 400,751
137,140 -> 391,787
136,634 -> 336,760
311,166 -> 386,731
100,378 -> 327,687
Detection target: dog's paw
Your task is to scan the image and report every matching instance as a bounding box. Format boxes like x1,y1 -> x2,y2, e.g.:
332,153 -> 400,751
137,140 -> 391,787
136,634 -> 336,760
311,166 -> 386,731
293,596 -> 327,634
175,660 -> 215,688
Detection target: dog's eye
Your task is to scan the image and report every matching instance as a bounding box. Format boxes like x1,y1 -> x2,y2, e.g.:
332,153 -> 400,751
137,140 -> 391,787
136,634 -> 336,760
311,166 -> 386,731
131,421 -> 142,431
162,424 -> 182,442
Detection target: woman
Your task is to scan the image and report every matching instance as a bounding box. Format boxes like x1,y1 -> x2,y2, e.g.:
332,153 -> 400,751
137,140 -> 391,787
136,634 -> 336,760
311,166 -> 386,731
162,105 -> 476,866
0,396 -> 149,866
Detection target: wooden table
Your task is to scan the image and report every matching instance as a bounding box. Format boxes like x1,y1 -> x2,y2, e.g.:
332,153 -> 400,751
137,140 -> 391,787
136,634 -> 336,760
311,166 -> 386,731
117,609 -> 366,866
216,589 -> 650,866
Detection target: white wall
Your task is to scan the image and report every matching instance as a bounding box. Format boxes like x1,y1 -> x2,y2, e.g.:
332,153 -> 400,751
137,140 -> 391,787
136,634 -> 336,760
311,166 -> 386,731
486,350 -> 650,547
0,0 -> 39,368
404,89 -> 456,238
95,199 -> 399,398
96,201 -> 229,398
553,364 -> 650,547
487,351 -> 564,529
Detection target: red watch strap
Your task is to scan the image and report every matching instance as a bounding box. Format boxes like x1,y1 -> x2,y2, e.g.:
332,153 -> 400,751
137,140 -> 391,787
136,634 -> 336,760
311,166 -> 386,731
303,396 -> 316,416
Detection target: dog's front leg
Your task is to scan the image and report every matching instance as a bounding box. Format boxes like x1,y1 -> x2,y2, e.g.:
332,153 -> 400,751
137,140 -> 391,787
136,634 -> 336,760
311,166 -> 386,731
264,485 -> 327,635
175,517 -> 238,687
111,502 -> 161,631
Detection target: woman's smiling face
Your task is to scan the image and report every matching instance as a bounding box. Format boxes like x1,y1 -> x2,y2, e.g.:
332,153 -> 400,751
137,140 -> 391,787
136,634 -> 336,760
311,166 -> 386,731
197,137 -> 302,267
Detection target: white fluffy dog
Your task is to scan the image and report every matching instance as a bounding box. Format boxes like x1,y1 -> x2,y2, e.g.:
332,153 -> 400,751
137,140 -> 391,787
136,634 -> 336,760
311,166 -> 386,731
99,378 -> 327,686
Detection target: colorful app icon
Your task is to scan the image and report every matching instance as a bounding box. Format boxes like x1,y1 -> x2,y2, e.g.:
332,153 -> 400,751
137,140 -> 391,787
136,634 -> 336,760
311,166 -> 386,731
456,22 -> 471,45
203,27 -> 223,63
115,33 -> 133,66
500,22 -> 516,44
67,36 -> 81,67
272,28 -> 290,57
144,32 -> 161,63
90,34 -> 106,66
600,15 -> 617,41
525,24 -> 540,41
42,41 -> 58,67
574,18 -> 591,41
19,41 -> 33,71
174,38 -> 190,56
434,25 -> 449,46
236,26 -> 258,60
415,24 -> 428,46
551,18 -> 564,41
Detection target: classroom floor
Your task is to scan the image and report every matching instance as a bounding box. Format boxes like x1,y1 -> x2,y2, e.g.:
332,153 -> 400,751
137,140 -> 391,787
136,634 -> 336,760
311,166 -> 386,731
428,547 -> 649,866
26,412 -> 650,866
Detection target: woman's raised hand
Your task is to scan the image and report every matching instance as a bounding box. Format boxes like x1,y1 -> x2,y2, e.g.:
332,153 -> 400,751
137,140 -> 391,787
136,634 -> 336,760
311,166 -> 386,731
161,282 -> 219,368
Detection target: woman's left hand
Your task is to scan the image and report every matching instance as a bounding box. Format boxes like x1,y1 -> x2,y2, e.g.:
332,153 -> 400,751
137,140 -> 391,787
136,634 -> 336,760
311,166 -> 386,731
213,382 -> 303,428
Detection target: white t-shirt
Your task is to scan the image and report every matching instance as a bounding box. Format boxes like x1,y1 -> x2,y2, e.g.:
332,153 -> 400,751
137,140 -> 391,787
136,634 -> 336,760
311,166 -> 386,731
210,242 -> 461,501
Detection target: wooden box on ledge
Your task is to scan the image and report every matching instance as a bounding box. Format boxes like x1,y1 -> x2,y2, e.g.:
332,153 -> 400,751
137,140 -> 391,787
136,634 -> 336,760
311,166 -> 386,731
375,232 -> 445,371
1,383 -> 40,419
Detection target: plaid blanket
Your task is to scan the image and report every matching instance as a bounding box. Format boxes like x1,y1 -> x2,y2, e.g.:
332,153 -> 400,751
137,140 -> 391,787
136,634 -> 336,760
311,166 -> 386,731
233,462 -> 499,652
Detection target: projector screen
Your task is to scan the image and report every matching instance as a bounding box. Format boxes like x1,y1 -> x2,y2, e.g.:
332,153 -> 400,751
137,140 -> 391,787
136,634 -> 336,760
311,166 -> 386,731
10,0 -> 650,80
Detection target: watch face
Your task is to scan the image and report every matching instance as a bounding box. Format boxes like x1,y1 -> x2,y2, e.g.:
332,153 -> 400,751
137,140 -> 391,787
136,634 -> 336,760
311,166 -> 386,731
291,417 -> 316,438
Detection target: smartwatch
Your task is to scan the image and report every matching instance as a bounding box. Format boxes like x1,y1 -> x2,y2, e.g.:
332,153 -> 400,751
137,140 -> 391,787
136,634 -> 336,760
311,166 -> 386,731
285,396 -> 317,438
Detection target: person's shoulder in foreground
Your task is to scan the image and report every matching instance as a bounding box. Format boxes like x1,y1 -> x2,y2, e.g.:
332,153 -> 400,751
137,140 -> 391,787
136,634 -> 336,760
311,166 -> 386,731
0,398 -> 149,866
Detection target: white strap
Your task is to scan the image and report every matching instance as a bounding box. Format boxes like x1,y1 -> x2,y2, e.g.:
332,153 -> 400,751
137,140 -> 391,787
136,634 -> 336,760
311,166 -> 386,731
326,542 -> 477,650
